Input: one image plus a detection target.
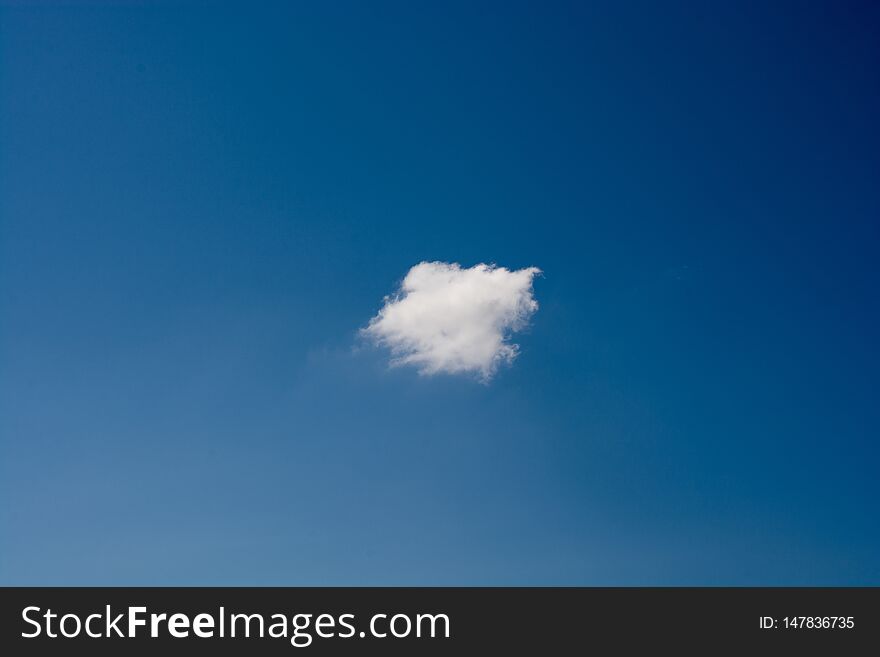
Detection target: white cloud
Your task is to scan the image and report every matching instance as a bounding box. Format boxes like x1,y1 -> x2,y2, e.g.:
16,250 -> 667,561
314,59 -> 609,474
362,261 -> 541,381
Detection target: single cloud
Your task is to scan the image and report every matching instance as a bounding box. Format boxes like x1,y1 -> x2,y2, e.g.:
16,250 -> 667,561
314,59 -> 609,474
362,261 -> 541,381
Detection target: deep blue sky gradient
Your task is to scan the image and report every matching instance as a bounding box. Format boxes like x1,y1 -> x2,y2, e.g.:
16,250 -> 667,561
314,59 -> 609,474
1,1 -> 879,584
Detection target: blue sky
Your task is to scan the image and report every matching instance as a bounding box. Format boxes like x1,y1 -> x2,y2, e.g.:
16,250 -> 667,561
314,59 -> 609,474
1,1 -> 878,585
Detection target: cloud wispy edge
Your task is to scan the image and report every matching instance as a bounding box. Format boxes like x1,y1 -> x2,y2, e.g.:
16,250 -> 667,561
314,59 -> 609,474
362,261 -> 541,382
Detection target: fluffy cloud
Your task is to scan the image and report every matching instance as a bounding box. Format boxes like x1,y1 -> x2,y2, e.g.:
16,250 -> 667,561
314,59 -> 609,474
362,261 -> 541,381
